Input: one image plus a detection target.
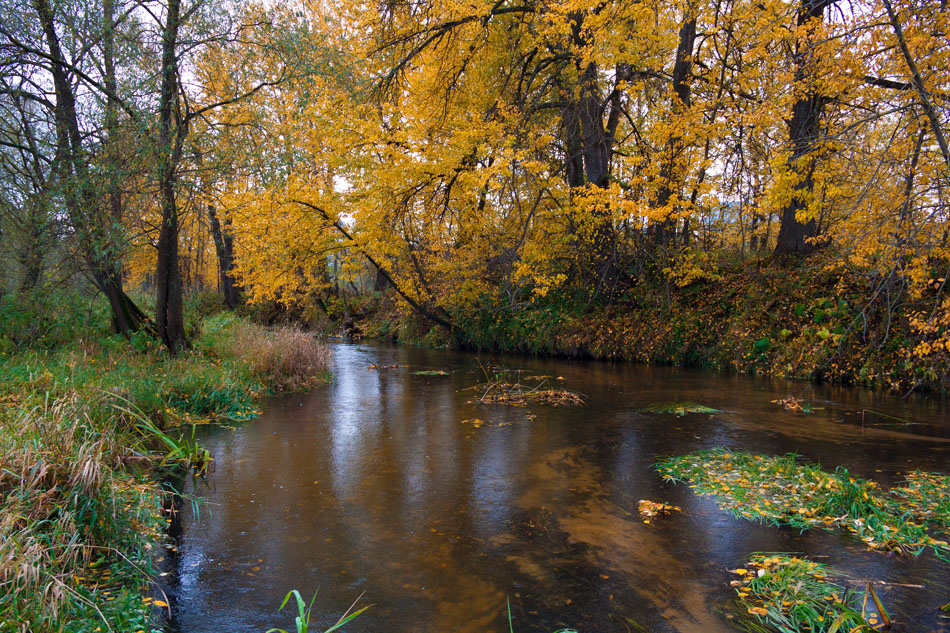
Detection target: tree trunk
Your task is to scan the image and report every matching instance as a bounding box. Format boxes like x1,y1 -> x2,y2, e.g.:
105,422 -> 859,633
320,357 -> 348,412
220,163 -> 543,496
654,6 -> 697,248
559,12 -> 616,285
773,0 -> 832,256
155,0 -> 188,353
207,204 -> 241,309
33,0 -> 149,335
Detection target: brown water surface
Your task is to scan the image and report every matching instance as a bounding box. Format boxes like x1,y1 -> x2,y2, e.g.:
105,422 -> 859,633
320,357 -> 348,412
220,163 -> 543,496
171,342 -> 950,633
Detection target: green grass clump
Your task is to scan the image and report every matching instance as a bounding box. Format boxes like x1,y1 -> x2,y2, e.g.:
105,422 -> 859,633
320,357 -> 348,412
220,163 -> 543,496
267,589 -> 369,633
642,402 -> 720,415
729,554 -> 883,633
656,449 -> 950,558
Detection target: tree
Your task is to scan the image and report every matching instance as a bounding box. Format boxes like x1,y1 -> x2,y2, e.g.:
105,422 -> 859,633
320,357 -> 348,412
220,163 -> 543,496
773,0 -> 837,256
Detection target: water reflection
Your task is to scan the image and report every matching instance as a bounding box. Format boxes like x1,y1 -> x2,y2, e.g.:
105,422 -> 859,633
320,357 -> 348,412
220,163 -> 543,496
172,343 -> 950,633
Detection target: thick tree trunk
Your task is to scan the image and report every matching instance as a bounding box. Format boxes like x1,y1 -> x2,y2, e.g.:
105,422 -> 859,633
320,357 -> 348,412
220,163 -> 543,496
155,0 -> 188,353
207,204 -> 241,309
773,0 -> 832,256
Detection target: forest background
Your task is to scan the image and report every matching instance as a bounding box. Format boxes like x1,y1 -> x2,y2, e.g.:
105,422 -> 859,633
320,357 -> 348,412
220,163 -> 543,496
1,0 -> 949,392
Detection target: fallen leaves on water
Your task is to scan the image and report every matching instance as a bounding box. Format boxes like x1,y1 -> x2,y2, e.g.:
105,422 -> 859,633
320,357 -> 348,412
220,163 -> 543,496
637,499 -> 681,523
460,418 -> 512,429
729,554 -> 887,633
656,448 -> 950,558
771,395 -> 816,413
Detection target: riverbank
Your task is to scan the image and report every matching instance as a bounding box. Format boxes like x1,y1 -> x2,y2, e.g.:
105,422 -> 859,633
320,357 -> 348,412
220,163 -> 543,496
355,257 -> 949,394
0,310 -> 330,632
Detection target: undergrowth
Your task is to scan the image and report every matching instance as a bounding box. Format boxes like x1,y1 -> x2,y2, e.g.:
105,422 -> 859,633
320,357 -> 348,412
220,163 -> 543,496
360,259 -> 950,393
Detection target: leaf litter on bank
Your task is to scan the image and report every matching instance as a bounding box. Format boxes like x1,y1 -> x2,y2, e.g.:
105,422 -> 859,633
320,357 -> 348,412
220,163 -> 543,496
656,448 -> 950,559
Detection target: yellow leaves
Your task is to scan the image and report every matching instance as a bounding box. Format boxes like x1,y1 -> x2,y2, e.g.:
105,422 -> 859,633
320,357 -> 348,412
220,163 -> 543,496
637,499 -> 681,522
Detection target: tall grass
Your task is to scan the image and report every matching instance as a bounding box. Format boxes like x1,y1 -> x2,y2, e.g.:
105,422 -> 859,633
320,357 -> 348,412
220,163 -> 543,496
201,314 -> 331,391
0,395 -> 162,631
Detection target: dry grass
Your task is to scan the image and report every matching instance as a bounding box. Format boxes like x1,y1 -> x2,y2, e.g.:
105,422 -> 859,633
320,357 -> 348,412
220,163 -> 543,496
209,317 -> 331,391
0,395 -> 160,628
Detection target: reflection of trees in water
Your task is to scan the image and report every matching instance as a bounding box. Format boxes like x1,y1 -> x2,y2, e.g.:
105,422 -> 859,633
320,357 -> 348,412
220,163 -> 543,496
174,343 -> 950,633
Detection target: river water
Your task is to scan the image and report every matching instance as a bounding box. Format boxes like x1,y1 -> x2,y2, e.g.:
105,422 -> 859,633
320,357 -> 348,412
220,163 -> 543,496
171,342 -> 950,633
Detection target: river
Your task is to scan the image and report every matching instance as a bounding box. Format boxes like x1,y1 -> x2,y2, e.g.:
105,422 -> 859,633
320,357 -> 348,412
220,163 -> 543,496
170,342 -> 950,633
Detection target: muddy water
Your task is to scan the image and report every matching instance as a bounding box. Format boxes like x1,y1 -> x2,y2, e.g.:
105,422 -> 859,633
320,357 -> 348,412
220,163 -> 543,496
171,342 -> 950,633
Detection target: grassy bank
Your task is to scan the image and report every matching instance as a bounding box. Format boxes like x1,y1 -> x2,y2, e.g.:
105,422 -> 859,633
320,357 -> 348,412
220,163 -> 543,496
357,258 -> 950,393
0,306 -> 330,632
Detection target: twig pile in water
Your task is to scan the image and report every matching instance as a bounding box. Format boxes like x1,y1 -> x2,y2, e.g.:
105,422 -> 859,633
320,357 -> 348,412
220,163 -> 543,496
656,448 -> 950,558
469,379 -> 585,406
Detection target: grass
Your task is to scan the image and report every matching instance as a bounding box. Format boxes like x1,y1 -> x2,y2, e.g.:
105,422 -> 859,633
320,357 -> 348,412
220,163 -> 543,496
656,449 -> 950,559
0,309 -> 332,631
267,590 -> 369,633
642,402 -> 720,415
0,395 -> 166,632
727,554 -> 884,633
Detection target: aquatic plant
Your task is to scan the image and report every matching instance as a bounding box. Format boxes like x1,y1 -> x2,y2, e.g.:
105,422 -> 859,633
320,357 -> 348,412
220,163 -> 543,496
728,554 -> 886,633
411,369 -> 450,376
656,449 -> 950,558
642,403 -> 720,415
266,590 -> 369,633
